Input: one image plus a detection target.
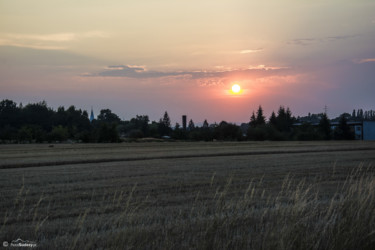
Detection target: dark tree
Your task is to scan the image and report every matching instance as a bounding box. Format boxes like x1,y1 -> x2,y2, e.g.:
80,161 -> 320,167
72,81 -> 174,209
97,123 -> 120,142
200,120 -> 213,141
203,120 -> 209,128
214,121 -> 242,141
334,114 -> 354,140
162,111 -> 171,128
247,126 -> 267,141
97,109 -> 121,124
130,115 -> 149,135
172,122 -> 188,140
148,121 -> 160,138
65,106 -> 91,137
364,111 -> 369,120
249,112 -> 257,128
188,119 -> 195,131
269,111 -> 277,127
275,106 -> 294,133
0,99 -> 21,128
247,106 -> 267,140
50,125 -> 69,142
318,113 -> 331,140
294,123 -> 319,141
256,105 -> 266,126
17,126 -> 33,142
54,106 -> 67,127
357,109 -> 363,119
22,101 -> 54,131
158,111 -> 172,136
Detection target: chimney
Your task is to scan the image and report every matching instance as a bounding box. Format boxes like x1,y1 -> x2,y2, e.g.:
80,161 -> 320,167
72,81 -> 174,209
182,115 -> 187,130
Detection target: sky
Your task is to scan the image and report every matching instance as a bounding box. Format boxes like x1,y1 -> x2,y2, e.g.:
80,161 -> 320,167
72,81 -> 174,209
1,0 -> 374,125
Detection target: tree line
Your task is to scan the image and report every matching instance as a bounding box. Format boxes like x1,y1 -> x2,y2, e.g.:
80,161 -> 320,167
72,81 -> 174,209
0,99 -> 372,143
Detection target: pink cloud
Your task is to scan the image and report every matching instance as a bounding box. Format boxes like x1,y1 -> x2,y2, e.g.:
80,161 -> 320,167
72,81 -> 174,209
354,58 -> 375,64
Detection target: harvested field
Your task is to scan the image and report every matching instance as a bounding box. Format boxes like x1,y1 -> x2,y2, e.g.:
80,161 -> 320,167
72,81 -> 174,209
1,141 -> 375,249
0,141 -> 374,168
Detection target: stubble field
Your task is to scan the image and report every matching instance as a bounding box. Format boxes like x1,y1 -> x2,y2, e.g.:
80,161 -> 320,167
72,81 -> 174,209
1,141 -> 375,249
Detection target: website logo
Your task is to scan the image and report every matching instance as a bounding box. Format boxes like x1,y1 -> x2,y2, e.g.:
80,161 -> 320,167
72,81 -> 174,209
5,238 -> 38,248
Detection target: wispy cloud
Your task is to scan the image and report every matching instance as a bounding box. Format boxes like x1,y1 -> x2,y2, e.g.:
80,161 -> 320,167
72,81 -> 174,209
0,31 -> 109,50
288,38 -> 316,46
5,33 -> 77,42
98,65 -> 147,77
240,48 -> 263,54
0,37 -> 67,50
87,64 -> 288,80
288,35 -> 357,46
247,65 -> 287,70
197,77 -> 226,87
80,31 -> 109,39
354,58 -> 375,64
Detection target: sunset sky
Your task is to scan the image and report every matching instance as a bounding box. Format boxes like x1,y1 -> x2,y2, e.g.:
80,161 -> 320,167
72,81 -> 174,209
1,0 -> 374,124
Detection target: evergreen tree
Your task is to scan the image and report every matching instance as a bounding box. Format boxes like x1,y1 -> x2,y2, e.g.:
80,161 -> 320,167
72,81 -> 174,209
318,113 -> 331,140
250,112 -> 256,128
188,119 -> 195,131
276,106 -> 294,133
256,105 -> 266,126
249,106 -> 266,128
269,111 -> 277,127
334,114 -> 354,140
203,119 -> 209,128
199,119 -> 213,141
357,109 -> 363,119
158,111 -> 172,136
162,111 -> 171,128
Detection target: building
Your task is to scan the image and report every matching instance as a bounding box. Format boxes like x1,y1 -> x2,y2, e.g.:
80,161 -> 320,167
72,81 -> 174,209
363,121 -> 375,140
182,115 -> 187,131
89,107 -> 95,122
330,121 -> 375,140
294,120 -> 375,141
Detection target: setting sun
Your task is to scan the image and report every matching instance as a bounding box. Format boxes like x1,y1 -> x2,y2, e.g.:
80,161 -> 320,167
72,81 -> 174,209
231,84 -> 241,94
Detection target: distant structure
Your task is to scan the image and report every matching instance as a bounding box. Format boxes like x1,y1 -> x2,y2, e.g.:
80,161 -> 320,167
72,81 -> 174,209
182,115 -> 187,130
338,121 -> 375,140
296,120 -> 375,141
362,121 -> 375,140
90,107 -> 95,122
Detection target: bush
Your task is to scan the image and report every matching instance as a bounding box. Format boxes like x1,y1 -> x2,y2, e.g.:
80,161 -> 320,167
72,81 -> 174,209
128,129 -> 144,139
247,125 -> 267,141
49,125 -> 69,142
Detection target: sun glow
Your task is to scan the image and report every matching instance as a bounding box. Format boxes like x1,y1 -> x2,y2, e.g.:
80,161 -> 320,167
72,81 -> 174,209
231,84 -> 241,94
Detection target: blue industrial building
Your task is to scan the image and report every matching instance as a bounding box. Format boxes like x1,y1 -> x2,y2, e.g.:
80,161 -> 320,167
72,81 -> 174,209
363,121 -> 375,140
330,121 -> 375,140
